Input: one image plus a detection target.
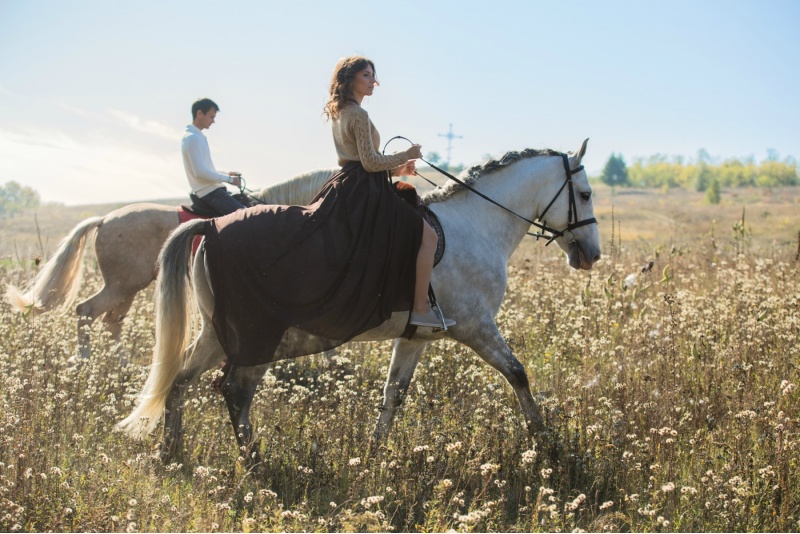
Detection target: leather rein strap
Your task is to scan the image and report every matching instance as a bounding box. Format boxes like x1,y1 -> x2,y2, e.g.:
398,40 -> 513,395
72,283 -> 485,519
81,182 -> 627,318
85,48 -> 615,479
384,136 -> 597,245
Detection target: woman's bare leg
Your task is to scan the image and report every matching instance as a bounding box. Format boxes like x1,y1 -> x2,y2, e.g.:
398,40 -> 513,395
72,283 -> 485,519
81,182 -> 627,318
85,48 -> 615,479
413,221 -> 437,314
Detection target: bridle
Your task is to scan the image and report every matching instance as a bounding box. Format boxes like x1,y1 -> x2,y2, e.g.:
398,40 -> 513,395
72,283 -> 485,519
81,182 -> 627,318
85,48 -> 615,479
384,137 -> 598,245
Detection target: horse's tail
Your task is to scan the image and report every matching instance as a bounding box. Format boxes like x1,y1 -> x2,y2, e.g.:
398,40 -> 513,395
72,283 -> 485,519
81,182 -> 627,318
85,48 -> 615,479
6,216 -> 104,314
117,219 -> 207,439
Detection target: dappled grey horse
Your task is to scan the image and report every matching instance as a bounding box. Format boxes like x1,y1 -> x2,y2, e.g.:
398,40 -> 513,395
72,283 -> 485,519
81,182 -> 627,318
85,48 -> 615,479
118,140 -> 601,463
6,169 -> 336,361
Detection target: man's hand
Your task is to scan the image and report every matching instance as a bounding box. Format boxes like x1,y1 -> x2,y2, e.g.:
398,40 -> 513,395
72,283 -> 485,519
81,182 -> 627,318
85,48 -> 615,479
228,172 -> 242,188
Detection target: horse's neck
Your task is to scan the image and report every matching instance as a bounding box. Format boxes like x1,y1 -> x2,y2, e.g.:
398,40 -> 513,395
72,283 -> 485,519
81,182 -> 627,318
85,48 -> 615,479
254,169 -> 336,206
253,177 -> 312,205
435,158 -> 560,260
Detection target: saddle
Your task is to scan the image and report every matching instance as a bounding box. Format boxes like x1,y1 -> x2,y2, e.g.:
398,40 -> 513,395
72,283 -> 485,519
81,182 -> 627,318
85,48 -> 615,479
182,192 -> 261,218
392,181 -> 445,267
178,191 -> 261,255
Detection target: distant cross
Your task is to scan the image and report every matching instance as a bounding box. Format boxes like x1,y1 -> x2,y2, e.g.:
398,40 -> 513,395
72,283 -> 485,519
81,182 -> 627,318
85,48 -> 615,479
437,123 -> 463,165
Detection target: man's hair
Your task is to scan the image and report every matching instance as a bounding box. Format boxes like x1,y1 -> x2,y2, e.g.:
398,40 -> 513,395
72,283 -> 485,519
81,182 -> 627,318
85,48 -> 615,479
191,98 -> 219,119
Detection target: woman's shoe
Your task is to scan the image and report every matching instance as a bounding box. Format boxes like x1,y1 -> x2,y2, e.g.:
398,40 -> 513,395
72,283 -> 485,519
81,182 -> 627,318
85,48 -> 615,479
409,308 -> 456,328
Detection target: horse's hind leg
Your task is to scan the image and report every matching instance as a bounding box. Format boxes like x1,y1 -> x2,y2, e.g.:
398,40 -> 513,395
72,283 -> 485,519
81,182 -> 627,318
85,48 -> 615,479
373,338 -> 427,442
159,325 -> 227,463
74,286 -> 135,361
219,363 -> 270,467
455,323 -> 545,436
101,295 -> 136,365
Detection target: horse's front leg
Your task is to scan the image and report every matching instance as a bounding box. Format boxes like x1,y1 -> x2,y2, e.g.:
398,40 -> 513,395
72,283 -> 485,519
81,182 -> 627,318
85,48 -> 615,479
373,338 -> 427,442
74,283 -> 138,362
75,313 -> 94,362
219,363 -> 270,467
455,322 -> 544,436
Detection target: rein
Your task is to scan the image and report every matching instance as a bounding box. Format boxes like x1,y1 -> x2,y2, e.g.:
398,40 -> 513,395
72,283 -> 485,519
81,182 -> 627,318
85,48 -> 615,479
383,136 -> 597,245
236,177 -> 267,206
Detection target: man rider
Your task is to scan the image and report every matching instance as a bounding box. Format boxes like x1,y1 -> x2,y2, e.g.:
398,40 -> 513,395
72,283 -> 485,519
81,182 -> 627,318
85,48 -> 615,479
182,98 -> 246,215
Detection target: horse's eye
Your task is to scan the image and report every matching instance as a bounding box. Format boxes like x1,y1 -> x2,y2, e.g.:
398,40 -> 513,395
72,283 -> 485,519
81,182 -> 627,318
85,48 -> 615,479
580,192 -> 592,201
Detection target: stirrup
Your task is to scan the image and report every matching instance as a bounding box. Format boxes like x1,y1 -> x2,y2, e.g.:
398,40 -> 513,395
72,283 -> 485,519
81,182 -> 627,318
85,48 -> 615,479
409,306 -> 456,330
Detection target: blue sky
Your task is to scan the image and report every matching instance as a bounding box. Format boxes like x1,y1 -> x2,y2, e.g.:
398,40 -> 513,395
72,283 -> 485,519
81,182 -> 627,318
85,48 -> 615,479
1,0 -> 798,205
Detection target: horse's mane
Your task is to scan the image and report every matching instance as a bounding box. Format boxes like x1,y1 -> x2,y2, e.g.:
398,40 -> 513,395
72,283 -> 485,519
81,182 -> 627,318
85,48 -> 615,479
422,148 -> 562,205
253,168 -> 338,206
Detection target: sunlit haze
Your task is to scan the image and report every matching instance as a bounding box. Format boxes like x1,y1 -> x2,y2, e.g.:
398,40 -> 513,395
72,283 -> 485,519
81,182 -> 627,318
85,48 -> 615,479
1,0 -> 798,205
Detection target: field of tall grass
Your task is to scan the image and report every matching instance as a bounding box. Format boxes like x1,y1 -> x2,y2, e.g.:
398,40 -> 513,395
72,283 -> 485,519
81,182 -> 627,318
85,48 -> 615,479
0,185 -> 798,532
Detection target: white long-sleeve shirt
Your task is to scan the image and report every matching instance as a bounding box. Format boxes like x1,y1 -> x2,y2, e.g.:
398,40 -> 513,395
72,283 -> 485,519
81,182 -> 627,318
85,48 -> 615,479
181,124 -> 232,197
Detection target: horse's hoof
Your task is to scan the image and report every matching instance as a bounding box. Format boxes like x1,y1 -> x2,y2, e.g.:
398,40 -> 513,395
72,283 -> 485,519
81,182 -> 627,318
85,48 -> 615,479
152,449 -> 168,464
112,345 -> 132,367
244,458 -> 266,478
530,423 -> 546,437
153,441 -> 179,465
369,431 -> 389,449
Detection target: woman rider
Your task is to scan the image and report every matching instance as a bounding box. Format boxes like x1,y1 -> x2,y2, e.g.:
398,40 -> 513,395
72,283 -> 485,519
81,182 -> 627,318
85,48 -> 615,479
202,56 -> 454,367
325,56 -> 455,329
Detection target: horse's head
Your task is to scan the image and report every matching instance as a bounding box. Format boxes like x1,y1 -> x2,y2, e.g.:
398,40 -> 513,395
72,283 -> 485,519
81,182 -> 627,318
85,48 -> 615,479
544,139 -> 601,270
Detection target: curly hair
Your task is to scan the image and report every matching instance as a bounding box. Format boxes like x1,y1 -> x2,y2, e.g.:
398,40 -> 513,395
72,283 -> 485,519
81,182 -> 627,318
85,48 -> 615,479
323,56 -> 377,121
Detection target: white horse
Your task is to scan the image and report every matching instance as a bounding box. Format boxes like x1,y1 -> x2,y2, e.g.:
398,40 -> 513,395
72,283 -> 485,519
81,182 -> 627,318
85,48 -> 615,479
6,169 -> 336,361
118,140 -> 601,463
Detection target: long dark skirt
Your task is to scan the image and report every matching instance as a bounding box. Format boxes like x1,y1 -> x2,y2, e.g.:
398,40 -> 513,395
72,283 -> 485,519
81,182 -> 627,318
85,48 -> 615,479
203,162 -> 423,366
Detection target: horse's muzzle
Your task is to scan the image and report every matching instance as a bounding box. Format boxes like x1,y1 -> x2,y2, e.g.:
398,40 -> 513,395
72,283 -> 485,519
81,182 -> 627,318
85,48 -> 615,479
568,240 -> 601,271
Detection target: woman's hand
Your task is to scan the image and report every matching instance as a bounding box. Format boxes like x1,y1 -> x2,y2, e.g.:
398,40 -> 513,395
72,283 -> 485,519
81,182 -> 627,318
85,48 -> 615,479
392,160 -> 416,177
405,144 -> 422,160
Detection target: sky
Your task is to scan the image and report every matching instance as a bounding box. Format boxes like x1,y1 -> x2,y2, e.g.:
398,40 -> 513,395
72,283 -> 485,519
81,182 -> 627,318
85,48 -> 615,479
1,0 -> 798,205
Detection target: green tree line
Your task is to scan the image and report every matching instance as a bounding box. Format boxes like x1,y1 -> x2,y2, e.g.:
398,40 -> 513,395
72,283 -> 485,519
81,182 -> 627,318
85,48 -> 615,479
599,151 -> 798,190
0,181 -> 41,217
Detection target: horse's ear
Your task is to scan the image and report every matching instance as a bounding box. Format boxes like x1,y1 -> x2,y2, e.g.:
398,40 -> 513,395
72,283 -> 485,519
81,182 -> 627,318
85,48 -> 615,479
573,138 -> 589,164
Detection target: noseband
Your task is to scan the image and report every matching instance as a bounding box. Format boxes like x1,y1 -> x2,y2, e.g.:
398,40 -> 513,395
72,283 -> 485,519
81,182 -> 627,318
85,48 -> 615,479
533,154 -> 598,245
384,137 -> 598,245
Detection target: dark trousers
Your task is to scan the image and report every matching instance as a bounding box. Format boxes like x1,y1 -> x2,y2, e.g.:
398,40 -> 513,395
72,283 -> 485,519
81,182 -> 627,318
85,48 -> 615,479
192,187 -> 246,217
